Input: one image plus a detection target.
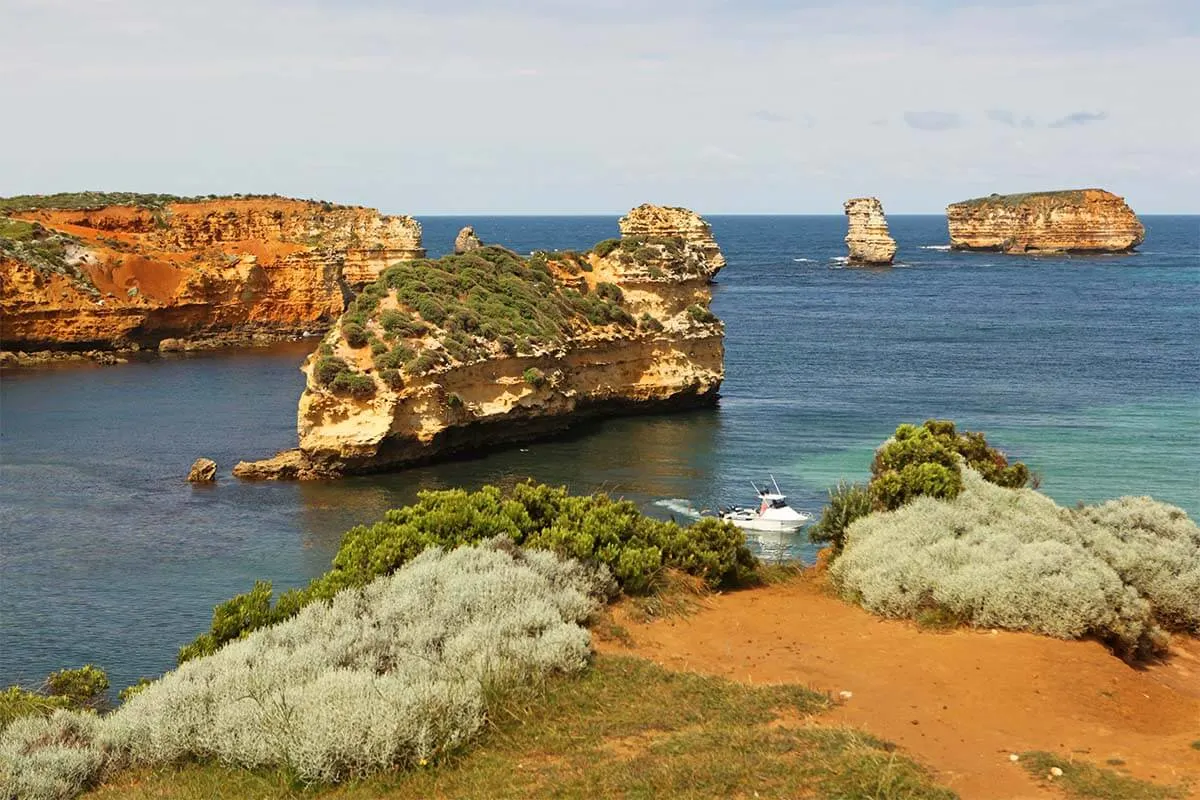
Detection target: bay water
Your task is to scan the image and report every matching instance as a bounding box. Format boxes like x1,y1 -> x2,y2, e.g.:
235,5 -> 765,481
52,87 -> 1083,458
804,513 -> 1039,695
2,214 -> 1197,691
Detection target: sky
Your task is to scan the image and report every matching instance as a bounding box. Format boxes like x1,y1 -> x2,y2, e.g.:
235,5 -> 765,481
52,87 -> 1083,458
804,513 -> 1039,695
2,0 -> 1198,214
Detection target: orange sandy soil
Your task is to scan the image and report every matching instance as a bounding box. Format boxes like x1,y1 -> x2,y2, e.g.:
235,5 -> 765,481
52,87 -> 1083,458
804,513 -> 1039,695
598,573 -> 1200,800
10,203 -> 311,304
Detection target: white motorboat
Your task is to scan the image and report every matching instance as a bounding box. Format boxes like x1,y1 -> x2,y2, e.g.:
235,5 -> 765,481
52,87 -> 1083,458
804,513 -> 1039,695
719,476 -> 812,532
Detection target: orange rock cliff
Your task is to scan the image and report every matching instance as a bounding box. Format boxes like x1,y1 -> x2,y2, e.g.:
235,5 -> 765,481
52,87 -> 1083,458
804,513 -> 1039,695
0,193 -> 424,354
946,189 -> 1144,253
234,204 -> 725,479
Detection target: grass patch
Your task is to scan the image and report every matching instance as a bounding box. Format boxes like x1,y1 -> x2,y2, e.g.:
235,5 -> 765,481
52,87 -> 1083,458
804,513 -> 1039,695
1018,751 -> 1186,799
87,654 -> 953,800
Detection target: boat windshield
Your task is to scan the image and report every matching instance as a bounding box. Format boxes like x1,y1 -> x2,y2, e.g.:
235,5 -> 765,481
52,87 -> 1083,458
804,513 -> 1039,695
768,497 -> 788,509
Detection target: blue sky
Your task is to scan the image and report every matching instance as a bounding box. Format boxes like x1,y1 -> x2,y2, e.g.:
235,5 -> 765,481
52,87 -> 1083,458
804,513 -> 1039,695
1,0 -> 1197,213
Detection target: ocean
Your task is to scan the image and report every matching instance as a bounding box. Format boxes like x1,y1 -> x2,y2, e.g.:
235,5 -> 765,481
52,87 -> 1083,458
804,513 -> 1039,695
1,214 -> 1197,691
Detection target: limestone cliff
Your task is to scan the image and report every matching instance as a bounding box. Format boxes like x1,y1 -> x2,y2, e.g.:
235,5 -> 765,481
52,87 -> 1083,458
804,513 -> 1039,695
618,204 -> 724,280
843,198 -> 897,265
0,193 -> 424,354
947,189 -> 1144,254
234,205 -> 725,479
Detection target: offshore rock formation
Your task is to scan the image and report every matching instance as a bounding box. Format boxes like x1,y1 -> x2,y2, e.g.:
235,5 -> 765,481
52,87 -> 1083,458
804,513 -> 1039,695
947,189 -> 1144,253
843,198 -> 897,265
187,458 -> 217,483
235,204 -> 726,479
454,226 -> 483,254
0,194 -> 424,354
618,204 -> 725,280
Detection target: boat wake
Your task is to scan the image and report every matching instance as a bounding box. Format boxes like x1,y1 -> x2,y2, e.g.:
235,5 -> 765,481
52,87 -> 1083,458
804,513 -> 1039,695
653,498 -> 705,520
792,257 -> 817,263
919,245 -> 951,251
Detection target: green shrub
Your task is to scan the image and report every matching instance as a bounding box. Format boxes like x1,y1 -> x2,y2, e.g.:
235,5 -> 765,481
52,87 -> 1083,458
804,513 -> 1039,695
379,309 -> 427,338
331,372 -> 376,399
374,343 -> 414,371
595,282 -> 624,303
342,322 -> 369,349
592,238 -> 621,257
179,483 -> 757,662
523,367 -> 547,388
404,350 -> 445,375
370,339 -> 388,356
43,666 -> 108,710
446,392 -> 464,409
0,686 -> 73,728
868,420 -> 1028,511
808,482 -> 872,554
379,368 -> 403,389
639,312 -> 664,332
314,356 -> 350,386
117,679 -> 154,705
686,304 -> 718,324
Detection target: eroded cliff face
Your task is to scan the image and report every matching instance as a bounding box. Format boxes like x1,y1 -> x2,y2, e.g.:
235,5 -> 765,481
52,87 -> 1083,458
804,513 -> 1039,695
947,189 -> 1144,254
843,198 -> 897,265
0,195 -> 424,353
234,205 -> 725,479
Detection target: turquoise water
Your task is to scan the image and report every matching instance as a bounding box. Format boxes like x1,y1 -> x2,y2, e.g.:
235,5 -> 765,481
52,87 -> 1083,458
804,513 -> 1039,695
1,214 -> 1197,690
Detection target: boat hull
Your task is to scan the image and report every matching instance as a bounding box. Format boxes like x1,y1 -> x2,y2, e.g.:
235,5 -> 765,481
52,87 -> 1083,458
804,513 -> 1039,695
721,516 -> 809,533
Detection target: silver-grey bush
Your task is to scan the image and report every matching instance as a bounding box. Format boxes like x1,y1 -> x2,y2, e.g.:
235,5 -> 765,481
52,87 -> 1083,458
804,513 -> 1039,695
1,543 -> 607,798
831,468 -> 1199,654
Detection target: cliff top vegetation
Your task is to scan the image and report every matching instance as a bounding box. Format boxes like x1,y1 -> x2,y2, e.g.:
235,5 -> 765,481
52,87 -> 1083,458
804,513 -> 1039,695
0,192 -> 351,214
317,243 -> 704,391
951,189 -> 1092,209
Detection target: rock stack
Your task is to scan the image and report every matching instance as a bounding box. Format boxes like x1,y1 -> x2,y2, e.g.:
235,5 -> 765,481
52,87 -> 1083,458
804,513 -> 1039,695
618,204 -> 725,280
454,226 -> 483,255
946,189 -> 1144,253
843,198 -> 897,266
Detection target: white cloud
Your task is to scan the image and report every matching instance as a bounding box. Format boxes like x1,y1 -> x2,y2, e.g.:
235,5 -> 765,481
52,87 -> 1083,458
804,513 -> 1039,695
0,0 -> 1196,212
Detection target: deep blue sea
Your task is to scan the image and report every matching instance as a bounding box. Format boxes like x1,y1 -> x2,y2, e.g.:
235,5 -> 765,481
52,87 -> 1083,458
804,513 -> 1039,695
2,214 -> 1197,692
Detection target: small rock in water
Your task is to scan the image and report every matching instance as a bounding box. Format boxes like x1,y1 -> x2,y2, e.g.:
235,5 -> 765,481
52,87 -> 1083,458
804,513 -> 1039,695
188,458 -> 217,483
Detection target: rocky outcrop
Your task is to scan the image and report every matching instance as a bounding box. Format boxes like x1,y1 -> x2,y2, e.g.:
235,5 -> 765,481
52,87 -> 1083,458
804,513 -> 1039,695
454,226 -> 483,255
947,189 -> 1144,253
234,205 -> 726,479
618,204 -> 725,280
843,198 -> 897,265
0,195 -> 424,354
187,458 -> 217,483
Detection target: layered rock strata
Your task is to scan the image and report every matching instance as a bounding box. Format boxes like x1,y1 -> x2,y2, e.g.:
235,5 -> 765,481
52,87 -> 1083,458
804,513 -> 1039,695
843,198 -> 897,265
235,205 -> 726,479
947,189 -> 1144,253
618,204 -> 725,280
0,195 -> 424,354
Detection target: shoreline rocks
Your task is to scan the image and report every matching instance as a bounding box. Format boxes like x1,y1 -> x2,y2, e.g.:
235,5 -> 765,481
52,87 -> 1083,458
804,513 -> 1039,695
947,189 -> 1144,253
843,198 -> 897,265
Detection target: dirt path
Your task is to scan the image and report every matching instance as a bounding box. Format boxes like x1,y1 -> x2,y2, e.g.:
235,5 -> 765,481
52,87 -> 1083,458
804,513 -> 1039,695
597,577 -> 1200,799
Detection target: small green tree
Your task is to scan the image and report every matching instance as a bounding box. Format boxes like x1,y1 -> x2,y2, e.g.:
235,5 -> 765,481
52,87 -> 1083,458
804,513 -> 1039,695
808,482 -> 873,554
